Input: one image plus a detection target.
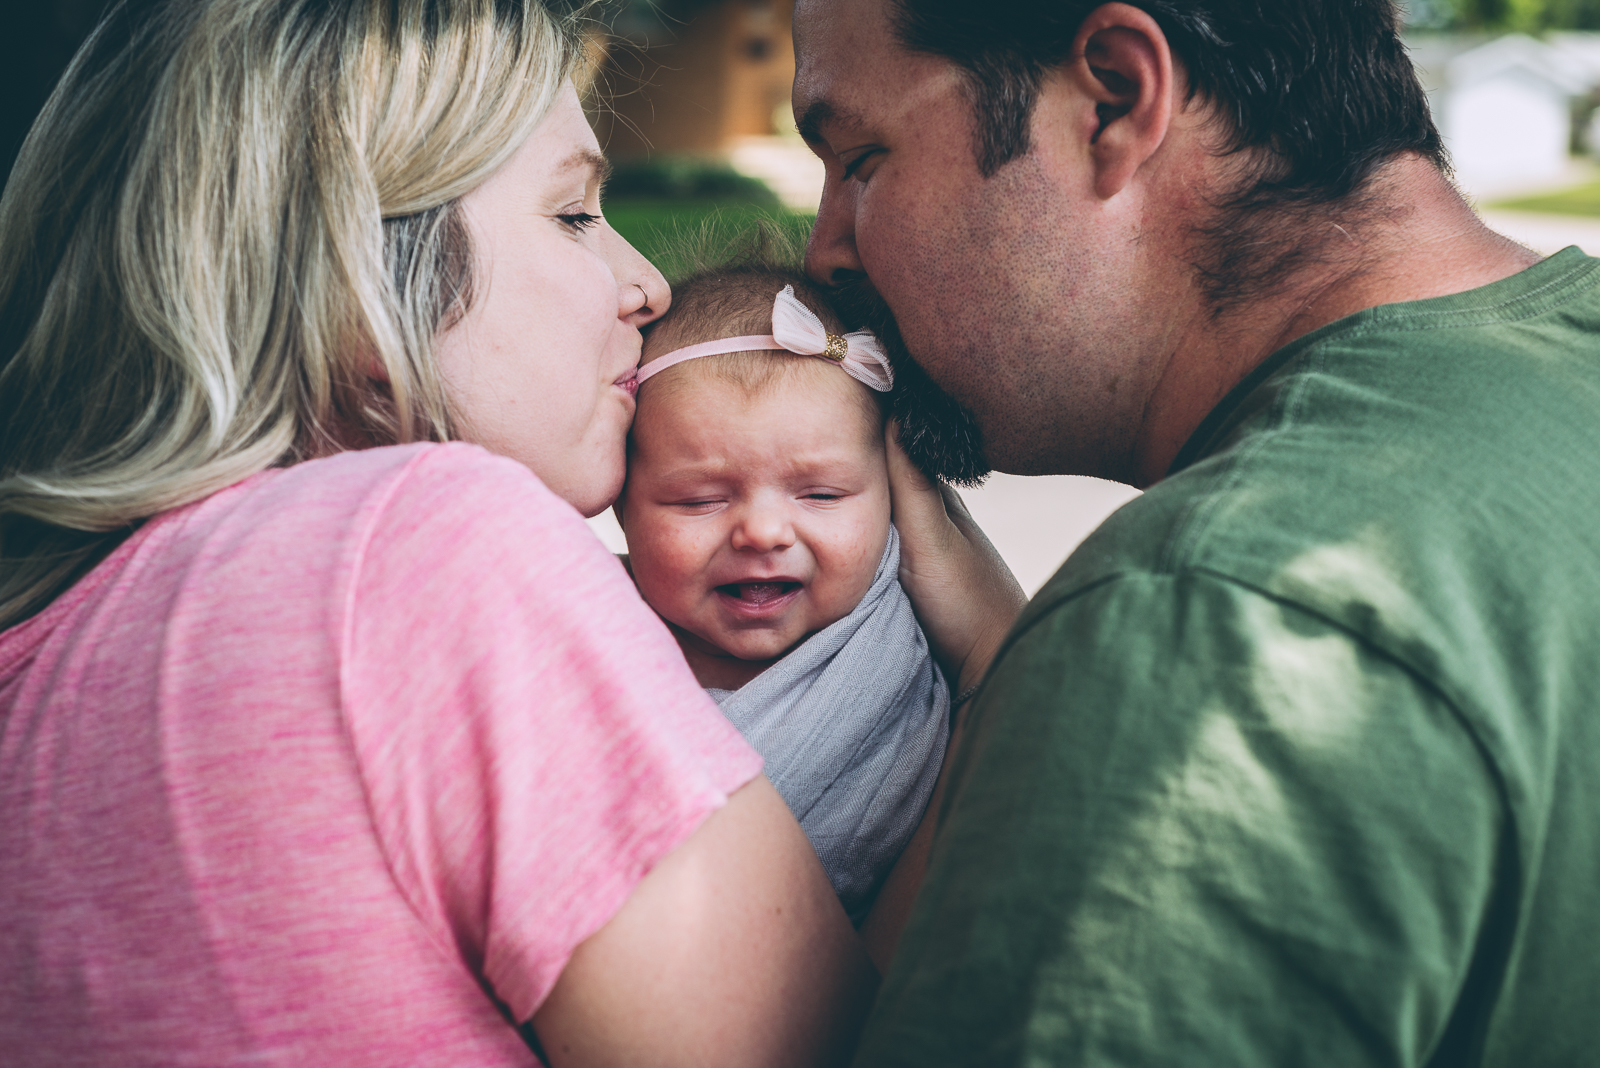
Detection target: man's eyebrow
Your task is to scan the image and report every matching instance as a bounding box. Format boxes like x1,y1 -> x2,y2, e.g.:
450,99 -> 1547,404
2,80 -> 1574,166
795,101 -> 833,143
794,100 -> 866,144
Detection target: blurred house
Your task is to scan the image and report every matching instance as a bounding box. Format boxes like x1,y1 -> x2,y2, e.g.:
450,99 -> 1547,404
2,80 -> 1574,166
588,8 -> 1600,211
1408,33 -> 1597,198
590,0 -> 823,209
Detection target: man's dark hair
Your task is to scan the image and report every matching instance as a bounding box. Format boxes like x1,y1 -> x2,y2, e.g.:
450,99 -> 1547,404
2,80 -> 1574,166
832,275 -> 991,487
892,0 -> 1447,307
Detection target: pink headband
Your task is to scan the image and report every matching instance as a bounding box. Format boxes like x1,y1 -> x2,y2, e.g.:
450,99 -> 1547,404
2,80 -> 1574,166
634,285 -> 895,392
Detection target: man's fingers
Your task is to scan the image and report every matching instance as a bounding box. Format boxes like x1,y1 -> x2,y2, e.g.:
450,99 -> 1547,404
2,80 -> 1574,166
885,420 -> 955,537
885,420 -> 940,497
937,481 -> 975,527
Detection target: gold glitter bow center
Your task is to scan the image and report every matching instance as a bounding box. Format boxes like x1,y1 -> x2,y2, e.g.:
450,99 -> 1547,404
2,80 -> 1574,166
823,333 -> 849,362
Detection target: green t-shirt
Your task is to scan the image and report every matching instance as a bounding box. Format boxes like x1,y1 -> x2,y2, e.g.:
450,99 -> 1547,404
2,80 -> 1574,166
857,247 -> 1600,1066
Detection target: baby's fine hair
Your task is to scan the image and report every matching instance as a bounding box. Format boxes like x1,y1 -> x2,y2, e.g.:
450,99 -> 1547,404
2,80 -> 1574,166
642,224 -> 881,412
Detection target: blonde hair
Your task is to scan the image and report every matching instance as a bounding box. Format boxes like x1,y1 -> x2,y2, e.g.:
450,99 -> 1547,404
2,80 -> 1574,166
0,0 -> 585,628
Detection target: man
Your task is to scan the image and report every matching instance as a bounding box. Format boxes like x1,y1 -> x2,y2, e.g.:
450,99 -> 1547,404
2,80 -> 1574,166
793,0 -> 1600,1064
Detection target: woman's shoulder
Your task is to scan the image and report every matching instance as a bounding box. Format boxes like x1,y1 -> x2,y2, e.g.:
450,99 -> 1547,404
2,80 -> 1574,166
246,441 -> 558,516
130,442 -> 601,631
207,442 -> 584,556
5,442 -> 611,668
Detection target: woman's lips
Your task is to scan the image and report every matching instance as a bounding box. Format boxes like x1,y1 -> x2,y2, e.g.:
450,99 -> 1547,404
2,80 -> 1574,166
613,370 -> 639,397
714,581 -> 802,617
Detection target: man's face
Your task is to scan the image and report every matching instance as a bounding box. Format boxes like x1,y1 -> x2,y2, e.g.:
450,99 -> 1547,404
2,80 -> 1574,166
794,0 -> 1171,481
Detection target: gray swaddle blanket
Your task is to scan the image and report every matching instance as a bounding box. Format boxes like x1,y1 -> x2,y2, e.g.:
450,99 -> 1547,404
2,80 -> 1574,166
707,526 -> 949,922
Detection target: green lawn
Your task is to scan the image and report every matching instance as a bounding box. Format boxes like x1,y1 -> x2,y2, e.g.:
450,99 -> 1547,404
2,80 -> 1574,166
1490,182 -> 1600,217
603,200 -> 816,280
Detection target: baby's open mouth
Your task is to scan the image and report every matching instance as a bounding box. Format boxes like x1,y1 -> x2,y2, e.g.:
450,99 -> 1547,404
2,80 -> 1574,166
717,581 -> 801,606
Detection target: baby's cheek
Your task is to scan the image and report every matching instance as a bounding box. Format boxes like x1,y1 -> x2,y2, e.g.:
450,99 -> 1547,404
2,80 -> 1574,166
630,518 -> 708,612
817,526 -> 889,622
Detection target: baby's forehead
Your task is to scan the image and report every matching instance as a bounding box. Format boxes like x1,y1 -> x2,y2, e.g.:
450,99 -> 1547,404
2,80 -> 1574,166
642,300 -> 779,358
634,361 -> 884,455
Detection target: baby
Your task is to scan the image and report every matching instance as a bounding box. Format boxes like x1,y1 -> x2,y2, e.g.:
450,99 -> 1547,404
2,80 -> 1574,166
618,258 -> 949,922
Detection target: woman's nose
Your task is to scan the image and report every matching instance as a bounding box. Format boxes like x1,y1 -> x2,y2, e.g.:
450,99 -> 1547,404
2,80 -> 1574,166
607,225 -> 670,328
804,173 -> 865,287
729,507 -> 795,553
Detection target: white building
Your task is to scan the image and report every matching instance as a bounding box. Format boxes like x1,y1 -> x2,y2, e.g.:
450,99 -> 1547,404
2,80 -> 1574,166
1407,33 -> 1593,199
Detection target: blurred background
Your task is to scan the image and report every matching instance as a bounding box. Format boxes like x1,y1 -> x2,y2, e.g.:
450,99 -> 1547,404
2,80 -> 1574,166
8,0 -> 1600,592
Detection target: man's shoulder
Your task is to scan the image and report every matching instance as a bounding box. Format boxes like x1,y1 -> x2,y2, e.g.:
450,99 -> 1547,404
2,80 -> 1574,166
1038,248 -> 1600,631
1011,254 -> 1600,795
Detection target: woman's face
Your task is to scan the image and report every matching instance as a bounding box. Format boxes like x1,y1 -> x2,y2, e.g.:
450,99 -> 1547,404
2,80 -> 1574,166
434,84 -> 668,517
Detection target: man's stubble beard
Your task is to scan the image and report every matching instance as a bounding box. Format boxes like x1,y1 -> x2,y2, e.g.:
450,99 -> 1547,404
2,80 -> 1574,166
831,275 -> 992,487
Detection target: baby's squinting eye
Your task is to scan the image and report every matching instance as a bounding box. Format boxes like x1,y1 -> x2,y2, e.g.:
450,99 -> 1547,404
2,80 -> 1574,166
804,493 -> 842,502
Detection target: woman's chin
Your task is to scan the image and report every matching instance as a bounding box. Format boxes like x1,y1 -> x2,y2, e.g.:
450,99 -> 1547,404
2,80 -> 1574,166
565,477 -> 620,518
568,463 -> 626,519
575,496 -> 616,520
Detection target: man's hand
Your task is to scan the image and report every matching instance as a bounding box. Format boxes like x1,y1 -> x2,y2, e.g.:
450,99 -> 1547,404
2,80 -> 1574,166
886,421 -> 1026,698
860,425 -> 1028,973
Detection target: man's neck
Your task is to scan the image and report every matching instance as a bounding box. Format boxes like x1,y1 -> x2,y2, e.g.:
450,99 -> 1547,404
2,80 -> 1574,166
1132,157 -> 1542,487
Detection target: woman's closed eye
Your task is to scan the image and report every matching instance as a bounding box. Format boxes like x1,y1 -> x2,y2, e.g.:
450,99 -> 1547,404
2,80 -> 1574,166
556,208 -> 601,233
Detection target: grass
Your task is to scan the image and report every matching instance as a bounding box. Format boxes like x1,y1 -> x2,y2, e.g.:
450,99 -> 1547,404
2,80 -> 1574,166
1490,181 -> 1600,216
603,200 -> 816,280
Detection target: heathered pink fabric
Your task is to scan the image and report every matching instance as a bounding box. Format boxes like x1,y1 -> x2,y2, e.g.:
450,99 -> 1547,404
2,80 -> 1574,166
0,442 -> 763,1067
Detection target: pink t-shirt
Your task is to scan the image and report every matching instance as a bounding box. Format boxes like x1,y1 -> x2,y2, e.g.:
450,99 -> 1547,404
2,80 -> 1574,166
0,443 -> 763,1067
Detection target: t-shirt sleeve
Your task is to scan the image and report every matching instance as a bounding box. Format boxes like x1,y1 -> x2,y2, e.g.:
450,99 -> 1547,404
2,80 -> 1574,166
859,571 -> 1506,1066
338,445 -> 763,1022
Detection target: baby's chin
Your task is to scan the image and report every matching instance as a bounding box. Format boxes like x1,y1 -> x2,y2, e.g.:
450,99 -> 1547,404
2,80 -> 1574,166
698,624 -> 809,664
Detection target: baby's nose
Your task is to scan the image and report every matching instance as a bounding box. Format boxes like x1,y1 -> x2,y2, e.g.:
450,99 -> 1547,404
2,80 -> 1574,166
730,509 -> 795,553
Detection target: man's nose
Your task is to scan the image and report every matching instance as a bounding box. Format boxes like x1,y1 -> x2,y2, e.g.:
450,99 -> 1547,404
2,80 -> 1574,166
804,173 -> 865,287
729,506 -> 795,553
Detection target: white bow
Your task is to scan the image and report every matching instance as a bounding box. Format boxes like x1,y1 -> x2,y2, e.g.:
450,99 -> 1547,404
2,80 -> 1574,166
771,285 -> 894,392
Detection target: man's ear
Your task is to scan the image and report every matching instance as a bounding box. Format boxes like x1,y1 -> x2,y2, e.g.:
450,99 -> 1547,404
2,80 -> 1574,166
1069,3 -> 1175,200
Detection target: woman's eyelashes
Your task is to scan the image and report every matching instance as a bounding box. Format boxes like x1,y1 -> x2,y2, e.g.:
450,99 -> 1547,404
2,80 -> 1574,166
556,210 -> 601,233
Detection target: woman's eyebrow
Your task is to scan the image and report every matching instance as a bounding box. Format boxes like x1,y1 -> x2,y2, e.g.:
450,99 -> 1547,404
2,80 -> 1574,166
559,147 -> 612,185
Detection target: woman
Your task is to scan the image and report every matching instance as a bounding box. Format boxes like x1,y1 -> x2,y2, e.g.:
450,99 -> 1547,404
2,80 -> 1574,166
0,1 -> 891,1063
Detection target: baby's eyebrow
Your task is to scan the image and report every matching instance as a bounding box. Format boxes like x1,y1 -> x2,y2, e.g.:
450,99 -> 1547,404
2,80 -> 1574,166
650,464 -> 733,485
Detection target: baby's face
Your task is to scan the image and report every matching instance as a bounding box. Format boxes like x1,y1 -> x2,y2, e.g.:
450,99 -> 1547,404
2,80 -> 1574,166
622,368 -> 891,663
